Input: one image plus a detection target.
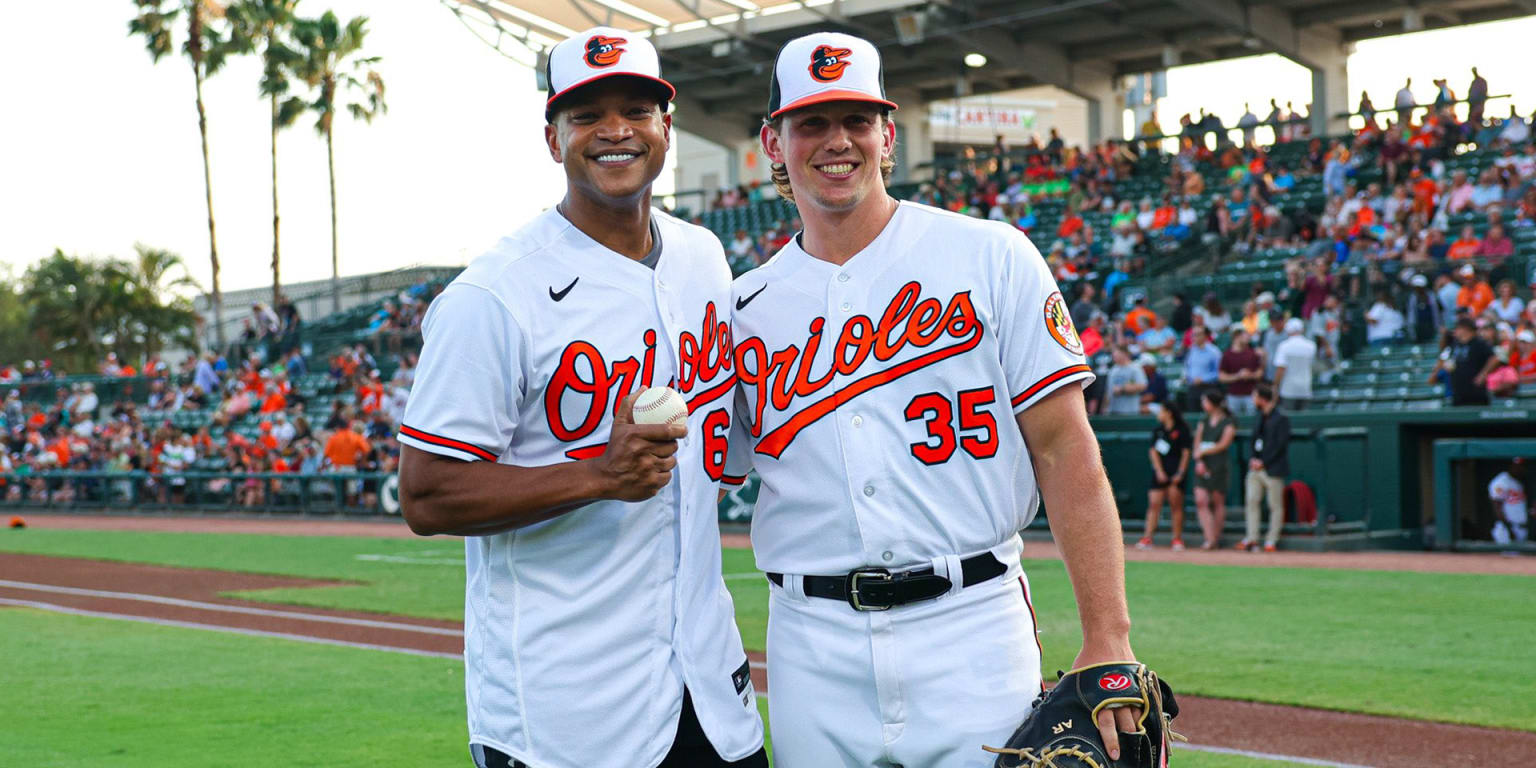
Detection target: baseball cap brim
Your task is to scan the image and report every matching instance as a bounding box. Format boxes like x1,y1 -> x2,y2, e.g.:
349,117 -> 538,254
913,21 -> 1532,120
769,88 -> 898,119
545,73 -> 676,119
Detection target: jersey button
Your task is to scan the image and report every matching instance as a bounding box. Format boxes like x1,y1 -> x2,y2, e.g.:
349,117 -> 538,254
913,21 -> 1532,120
851,415 -> 863,427
881,550 -> 894,562
862,484 -> 875,497
837,273 -> 850,282
840,302 -> 851,312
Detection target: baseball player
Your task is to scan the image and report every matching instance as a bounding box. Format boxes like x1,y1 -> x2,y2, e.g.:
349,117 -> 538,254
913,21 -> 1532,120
725,31 -> 1141,766
397,28 -> 765,768
1489,458 -> 1529,547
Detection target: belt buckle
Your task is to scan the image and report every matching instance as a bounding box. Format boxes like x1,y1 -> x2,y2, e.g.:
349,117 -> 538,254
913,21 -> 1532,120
846,567 -> 892,612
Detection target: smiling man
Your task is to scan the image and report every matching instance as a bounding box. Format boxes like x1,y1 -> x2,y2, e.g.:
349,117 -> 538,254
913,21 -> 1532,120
396,27 -> 765,768
724,32 -> 1150,767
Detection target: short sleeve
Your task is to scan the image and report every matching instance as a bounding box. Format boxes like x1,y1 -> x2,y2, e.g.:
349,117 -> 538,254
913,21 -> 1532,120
398,284 -> 523,462
721,382 -> 754,487
996,232 -> 1096,412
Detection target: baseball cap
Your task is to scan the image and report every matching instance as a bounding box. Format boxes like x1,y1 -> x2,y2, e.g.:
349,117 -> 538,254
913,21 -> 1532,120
1285,317 -> 1305,334
544,27 -> 675,122
767,32 -> 898,119
1136,353 -> 1158,367
1518,330 -> 1536,343
1410,273 -> 1428,287
1458,263 -> 1475,277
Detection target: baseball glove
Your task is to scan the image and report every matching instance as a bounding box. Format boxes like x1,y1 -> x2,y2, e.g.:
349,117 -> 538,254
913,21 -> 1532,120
983,662 -> 1182,768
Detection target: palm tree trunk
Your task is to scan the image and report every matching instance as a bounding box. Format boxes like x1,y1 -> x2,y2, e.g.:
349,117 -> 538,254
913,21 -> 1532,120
327,125 -> 340,314
194,63 -> 224,352
271,92 -> 282,308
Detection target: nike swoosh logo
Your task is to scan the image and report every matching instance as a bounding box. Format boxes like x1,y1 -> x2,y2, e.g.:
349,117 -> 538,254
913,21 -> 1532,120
549,278 -> 578,302
735,285 -> 766,311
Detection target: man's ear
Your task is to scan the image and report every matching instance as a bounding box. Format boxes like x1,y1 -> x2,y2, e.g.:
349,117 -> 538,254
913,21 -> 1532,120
760,122 -> 784,164
881,115 -> 897,160
545,121 -> 563,164
661,111 -> 673,154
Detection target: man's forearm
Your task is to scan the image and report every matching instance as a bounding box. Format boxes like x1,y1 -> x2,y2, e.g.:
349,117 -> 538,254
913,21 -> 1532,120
399,446 -> 606,536
1019,391 -> 1133,651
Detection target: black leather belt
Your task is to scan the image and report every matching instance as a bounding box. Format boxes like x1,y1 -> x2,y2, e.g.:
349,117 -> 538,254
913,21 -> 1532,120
767,552 -> 1007,612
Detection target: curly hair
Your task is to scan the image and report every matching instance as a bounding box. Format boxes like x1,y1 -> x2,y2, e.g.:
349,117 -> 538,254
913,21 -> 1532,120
764,114 -> 897,203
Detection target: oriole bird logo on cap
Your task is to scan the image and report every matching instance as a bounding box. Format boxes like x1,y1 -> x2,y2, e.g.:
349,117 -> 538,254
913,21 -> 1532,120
584,35 -> 627,67
808,44 -> 852,82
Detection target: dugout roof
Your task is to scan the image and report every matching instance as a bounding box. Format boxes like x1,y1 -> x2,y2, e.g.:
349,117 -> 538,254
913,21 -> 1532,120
445,0 -> 1535,131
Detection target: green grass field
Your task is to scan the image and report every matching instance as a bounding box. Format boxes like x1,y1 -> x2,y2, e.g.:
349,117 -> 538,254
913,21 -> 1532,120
2,526 -> 1533,766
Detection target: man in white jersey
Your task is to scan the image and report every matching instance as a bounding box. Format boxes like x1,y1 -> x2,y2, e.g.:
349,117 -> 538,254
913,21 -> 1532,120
725,32 -> 1142,767
1489,458 -> 1529,546
398,28 -> 765,768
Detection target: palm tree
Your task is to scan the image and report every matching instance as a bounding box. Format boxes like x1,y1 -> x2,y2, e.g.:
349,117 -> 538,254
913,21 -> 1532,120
130,244 -> 202,302
290,10 -> 387,313
226,0 -> 304,308
128,0 -> 233,350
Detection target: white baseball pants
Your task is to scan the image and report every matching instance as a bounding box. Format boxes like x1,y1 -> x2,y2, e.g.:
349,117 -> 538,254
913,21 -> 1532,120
765,549 -> 1043,768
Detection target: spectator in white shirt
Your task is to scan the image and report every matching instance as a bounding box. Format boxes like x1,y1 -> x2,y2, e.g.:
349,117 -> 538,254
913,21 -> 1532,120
727,229 -> 753,262
1273,318 -> 1317,410
1395,78 -> 1416,125
1499,107 -> 1530,144
1365,290 -> 1406,345
1488,280 -> 1526,325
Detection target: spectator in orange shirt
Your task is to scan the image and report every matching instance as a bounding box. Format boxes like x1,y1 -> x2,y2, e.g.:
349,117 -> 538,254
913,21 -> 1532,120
324,421 -> 370,470
47,428 -> 71,466
1410,169 -> 1437,217
258,385 -> 286,414
1456,264 -> 1494,317
1515,330 -> 1536,383
1446,225 -> 1481,260
258,422 -> 279,452
357,371 -> 385,415
1124,296 -> 1158,336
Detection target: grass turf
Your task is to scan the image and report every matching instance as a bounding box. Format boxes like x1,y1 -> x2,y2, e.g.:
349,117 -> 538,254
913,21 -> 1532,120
0,607 -> 1311,768
3,528 -> 1533,730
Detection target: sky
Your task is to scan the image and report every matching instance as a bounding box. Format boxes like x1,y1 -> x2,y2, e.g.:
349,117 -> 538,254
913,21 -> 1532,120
2,4 -> 1533,294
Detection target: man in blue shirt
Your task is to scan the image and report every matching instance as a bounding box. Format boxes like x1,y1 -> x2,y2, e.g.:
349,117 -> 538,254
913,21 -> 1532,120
1183,325 -> 1223,409
1137,317 -> 1178,356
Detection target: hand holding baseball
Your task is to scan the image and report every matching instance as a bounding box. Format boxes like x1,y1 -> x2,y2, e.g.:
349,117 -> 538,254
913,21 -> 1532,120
590,387 -> 686,502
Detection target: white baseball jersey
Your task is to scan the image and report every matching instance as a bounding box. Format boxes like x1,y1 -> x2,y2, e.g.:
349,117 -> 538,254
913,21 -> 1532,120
1490,471 -> 1529,545
400,207 -> 762,768
725,200 -> 1094,575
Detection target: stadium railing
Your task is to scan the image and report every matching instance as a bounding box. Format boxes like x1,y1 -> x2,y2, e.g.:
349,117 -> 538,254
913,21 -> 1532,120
0,471 -> 399,517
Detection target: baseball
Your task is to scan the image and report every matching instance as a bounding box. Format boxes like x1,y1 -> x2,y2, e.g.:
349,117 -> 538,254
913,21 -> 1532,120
631,386 -> 688,427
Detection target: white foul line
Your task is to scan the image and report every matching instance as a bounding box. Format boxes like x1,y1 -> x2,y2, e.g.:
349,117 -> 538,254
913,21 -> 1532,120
0,597 -> 460,661
354,554 -> 464,565
0,579 -> 462,637
1176,743 -> 1374,768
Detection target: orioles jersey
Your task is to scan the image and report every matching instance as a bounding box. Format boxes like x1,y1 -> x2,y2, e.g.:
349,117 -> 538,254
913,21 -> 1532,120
724,201 -> 1094,575
399,207 -> 762,768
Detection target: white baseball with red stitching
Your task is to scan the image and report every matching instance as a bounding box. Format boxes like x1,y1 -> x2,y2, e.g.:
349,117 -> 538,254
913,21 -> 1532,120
632,386 -> 688,427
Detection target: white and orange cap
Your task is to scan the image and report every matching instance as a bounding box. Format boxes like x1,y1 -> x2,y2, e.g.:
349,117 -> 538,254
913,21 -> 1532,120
767,32 -> 898,119
545,27 -> 675,121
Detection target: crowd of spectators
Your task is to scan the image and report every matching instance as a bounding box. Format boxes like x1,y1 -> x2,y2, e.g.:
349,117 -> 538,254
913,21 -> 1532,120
0,282 -> 443,510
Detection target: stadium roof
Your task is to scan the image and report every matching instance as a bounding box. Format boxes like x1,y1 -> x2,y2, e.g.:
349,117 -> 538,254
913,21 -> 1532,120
445,0 -> 1535,130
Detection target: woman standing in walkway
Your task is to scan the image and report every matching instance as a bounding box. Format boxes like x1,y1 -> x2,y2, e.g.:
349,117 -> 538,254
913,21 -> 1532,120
1193,390 -> 1238,550
1139,400 -> 1193,550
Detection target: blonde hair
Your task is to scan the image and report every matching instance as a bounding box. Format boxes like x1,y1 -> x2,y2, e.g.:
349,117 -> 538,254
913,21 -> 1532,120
764,114 -> 897,203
